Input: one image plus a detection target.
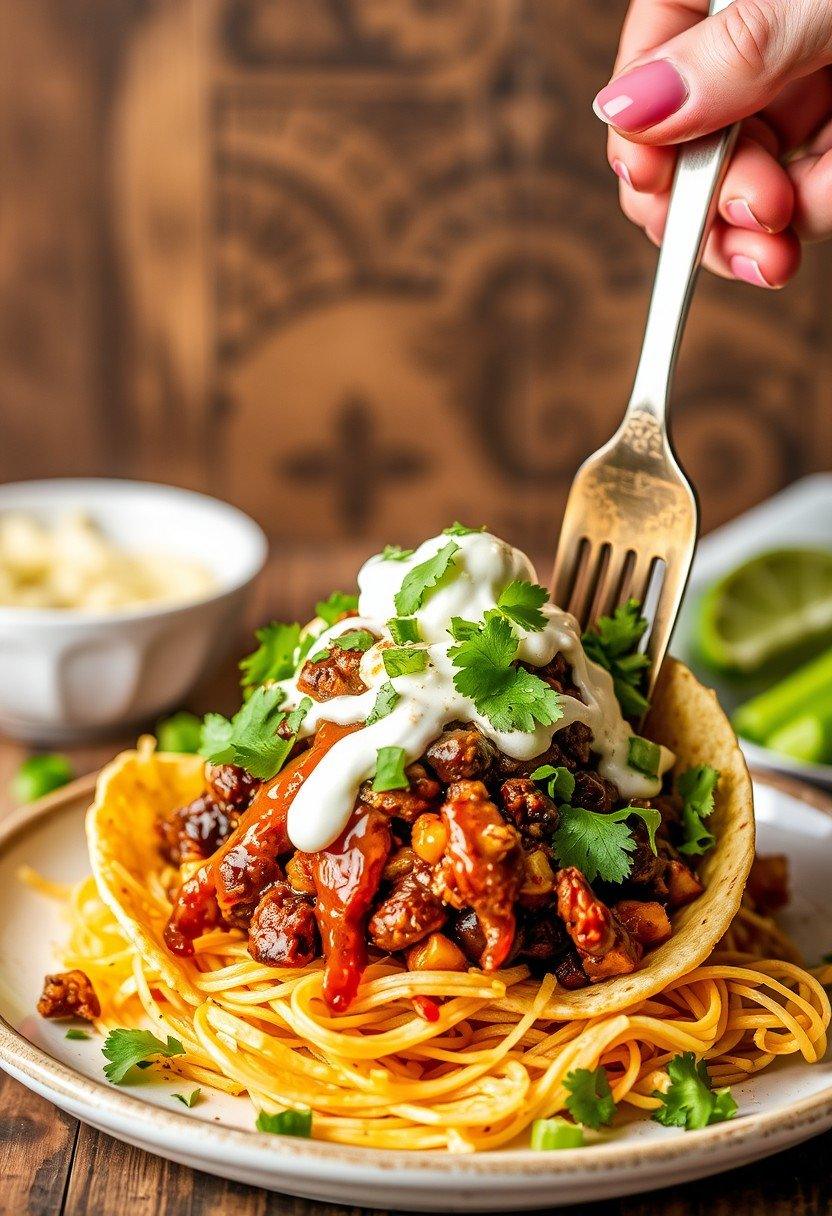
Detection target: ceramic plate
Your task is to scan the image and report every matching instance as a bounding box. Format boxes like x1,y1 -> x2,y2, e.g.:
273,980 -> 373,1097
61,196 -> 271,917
672,474 -> 832,789
2,773 -> 832,1211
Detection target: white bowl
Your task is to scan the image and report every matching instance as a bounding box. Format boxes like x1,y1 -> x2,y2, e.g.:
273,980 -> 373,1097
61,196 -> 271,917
0,479 -> 267,744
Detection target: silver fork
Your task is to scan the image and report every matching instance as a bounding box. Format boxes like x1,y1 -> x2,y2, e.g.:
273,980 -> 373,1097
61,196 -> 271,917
551,0 -> 738,694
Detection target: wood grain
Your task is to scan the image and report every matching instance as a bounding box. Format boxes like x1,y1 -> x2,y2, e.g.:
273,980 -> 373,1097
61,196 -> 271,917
0,1070 -> 77,1216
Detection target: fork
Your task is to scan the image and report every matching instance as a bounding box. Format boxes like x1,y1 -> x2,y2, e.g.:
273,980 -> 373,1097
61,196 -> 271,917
550,0 -> 738,694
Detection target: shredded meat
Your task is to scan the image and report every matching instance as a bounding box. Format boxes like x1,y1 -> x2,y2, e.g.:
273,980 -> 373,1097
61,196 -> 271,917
313,805 -> 392,1011
248,882 -> 319,967
665,857 -> 704,908
38,970 -> 100,1021
614,899 -> 672,945
369,859 -> 446,952
522,652 -> 582,699
747,854 -> 789,914
554,949 -> 590,990
627,820 -> 666,885
556,867 -> 642,981
157,795 -> 238,867
425,727 -> 496,784
517,909 -> 570,964
206,764 -> 260,810
499,777 -> 559,841
297,646 -> 368,701
433,780 -> 523,970
359,763 -> 441,823
571,771 -> 619,814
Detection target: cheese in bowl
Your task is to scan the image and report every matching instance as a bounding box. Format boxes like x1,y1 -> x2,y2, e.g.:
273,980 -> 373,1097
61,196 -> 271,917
0,512 -> 215,612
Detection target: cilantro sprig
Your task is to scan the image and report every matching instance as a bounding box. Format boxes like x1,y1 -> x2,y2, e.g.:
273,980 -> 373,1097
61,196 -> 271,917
200,689 -> 311,780
366,682 -> 400,725
443,522 -> 486,536
380,544 -> 414,562
652,1052 -> 737,1130
256,1108 -> 313,1137
494,580 -> 548,632
102,1029 -> 185,1084
310,628 -> 375,663
563,1067 -> 616,1130
315,591 -> 358,626
382,647 -> 428,678
677,765 -> 720,856
173,1088 -> 202,1108
394,541 -> 460,616
449,613 -> 562,733
531,764 -> 576,803
552,804 -> 661,884
582,600 -> 650,719
373,746 -> 409,792
239,621 -> 309,691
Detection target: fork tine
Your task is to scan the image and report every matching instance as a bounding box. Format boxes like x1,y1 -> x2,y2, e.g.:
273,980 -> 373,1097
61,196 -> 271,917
623,552 -> 657,609
570,544 -> 609,631
645,559 -> 687,693
591,548 -> 635,624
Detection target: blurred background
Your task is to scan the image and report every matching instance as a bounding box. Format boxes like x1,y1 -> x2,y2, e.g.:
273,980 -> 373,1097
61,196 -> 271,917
3,0 -> 832,604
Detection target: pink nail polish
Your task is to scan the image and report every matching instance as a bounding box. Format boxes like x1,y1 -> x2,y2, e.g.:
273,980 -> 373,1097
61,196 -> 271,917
593,60 -> 688,132
729,254 -> 773,288
612,159 -> 632,187
725,199 -> 769,232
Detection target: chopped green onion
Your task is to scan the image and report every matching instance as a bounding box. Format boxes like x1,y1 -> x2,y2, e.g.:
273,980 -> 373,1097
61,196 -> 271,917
530,1117 -> 584,1150
156,711 -> 202,754
11,754 -> 73,804
65,1028 -> 91,1041
373,746 -> 409,792
627,735 -> 661,778
382,647 -> 428,678
388,617 -> 421,644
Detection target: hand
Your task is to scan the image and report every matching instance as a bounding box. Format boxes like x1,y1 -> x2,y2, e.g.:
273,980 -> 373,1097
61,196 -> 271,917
594,0 -> 832,287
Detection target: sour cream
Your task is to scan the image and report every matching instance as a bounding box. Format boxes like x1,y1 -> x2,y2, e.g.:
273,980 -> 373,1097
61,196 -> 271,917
281,532 -> 673,853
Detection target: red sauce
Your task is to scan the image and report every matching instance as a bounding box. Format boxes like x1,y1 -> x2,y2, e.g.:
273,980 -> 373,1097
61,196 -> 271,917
313,805 -> 392,1012
412,995 -> 441,1022
164,721 -> 360,956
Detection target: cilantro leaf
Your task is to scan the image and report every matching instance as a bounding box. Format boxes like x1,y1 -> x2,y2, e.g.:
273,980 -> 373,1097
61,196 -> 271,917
256,1108 -> 313,1137
102,1029 -> 184,1084
310,628 -> 375,663
382,647 -> 428,678
450,614 -> 562,733
531,764 -> 575,803
563,1067 -> 616,1130
677,765 -> 720,856
65,1028 -> 91,1041
373,746 -> 409,792
448,616 -> 480,642
380,544 -> 414,562
443,522 -> 487,536
394,541 -> 460,616
495,580 -> 548,632
173,1088 -> 202,1108
156,711 -> 203,754
388,616 -> 421,644
315,591 -> 358,626
582,600 -> 650,719
199,689 -> 311,780
652,1052 -> 737,1130
239,621 -> 303,690
552,804 -> 661,884
366,682 -> 400,725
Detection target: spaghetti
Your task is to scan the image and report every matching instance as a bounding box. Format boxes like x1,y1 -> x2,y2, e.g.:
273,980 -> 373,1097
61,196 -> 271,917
33,868 -> 831,1152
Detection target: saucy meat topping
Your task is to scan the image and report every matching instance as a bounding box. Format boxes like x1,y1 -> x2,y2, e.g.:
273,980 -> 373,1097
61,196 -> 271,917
38,970 -> 100,1021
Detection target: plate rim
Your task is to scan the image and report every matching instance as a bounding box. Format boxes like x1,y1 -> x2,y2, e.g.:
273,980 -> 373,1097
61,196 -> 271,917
2,769 -> 832,1184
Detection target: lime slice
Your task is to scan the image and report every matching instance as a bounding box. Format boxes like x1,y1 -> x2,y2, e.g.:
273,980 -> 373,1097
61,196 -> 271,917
696,548 -> 832,675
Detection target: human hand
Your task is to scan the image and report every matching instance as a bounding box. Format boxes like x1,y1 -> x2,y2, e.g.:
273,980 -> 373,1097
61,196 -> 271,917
594,0 -> 832,287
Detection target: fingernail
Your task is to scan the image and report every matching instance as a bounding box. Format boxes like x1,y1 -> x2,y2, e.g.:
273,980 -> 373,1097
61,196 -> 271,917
725,198 -> 771,232
729,254 -> 773,288
612,159 -> 632,187
593,60 -> 688,132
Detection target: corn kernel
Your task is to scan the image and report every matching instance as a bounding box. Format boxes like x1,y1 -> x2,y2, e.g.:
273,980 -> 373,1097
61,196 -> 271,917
521,848 -> 555,896
411,813 -> 448,864
407,932 -> 467,973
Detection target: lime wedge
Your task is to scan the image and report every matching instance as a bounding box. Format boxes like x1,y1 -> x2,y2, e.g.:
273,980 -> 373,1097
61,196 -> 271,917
696,548 -> 832,675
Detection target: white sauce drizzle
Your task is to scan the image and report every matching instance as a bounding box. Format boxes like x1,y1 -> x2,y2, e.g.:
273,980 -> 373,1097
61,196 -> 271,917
281,532 -> 674,853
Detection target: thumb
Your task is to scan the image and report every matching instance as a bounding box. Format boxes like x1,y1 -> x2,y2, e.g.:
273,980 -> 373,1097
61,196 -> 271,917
594,0 -> 832,144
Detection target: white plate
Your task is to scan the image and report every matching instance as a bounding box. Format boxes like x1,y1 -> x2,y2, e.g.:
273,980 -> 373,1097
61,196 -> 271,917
672,474 -> 832,789
2,774 -> 832,1211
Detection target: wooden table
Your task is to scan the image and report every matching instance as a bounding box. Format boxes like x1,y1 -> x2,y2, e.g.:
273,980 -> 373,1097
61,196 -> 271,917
1,581 -> 831,1215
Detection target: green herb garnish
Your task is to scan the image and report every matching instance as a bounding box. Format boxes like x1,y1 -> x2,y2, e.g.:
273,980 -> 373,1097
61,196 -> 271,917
388,617 -> 421,644
200,690 -> 311,780
366,682 -> 400,725
443,522 -> 487,536
552,804 -> 660,884
373,746 -> 409,792
494,580 -> 548,632
652,1052 -> 737,1130
239,621 -> 311,691
530,764 -> 576,803
394,541 -> 459,616
173,1088 -> 202,1108
380,544 -> 414,562
11,754 -> 73,804
65,1028 -> 91,1041
382,647 -> 428,678
448,616 -> 480,642
627,735 -> 662,778
677,765 -> 720,856
256,1108 -> 313,1137
563,1067 -> 616,1130
310,628 -> 376,663
449,613 -> 562,733
156,711 -> 203,754
582,600 -> 650,719
102,1029 -> 185,1084
315,591 -> 358,626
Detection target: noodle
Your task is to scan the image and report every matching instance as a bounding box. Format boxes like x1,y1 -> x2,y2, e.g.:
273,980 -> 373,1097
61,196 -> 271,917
36,872 -> 831,1152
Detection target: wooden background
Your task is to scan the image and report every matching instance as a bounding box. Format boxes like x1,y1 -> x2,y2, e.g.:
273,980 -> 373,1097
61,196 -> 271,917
2,0 -> 831,566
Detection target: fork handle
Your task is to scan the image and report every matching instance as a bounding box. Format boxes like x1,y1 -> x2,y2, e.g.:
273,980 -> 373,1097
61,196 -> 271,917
626,0 -> 739,424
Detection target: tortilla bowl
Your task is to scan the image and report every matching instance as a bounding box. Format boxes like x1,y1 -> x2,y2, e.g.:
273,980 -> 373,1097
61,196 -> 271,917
87,657 -> 755,1018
